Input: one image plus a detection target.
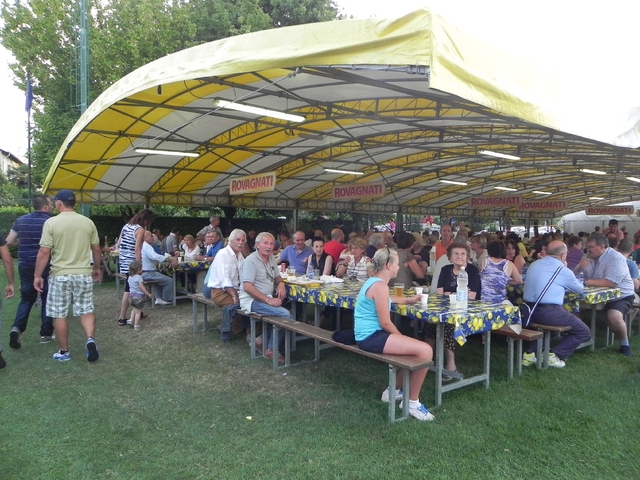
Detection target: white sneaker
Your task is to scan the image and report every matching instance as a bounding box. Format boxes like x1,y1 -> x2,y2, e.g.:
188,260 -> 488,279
399,401 -> 436,421
548,353 -> 566,368
380,388 -> 403,403
522,352 -> 536,367
155,298 -> 172,306
409,403 -> 435,421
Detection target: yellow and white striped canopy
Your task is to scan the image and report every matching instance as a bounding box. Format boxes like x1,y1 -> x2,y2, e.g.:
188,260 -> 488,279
44,7 -> 640,218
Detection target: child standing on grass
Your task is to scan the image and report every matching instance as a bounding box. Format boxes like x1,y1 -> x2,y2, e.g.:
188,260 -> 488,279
128,261 -> 151,331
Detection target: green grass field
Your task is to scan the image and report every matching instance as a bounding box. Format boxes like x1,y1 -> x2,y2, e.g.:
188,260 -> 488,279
1,269 -> 640,479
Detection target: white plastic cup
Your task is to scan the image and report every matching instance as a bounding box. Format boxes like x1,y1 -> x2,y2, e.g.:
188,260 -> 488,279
420,293 -> 429,306
415,287 -> 424,295
449,294 -> 457,306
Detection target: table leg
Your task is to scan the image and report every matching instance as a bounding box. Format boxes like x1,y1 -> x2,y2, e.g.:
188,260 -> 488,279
192,299 -> 198,333
590,305 -> 597,352
172,272 -> 177,306
483,331 -> 491,390
435,322 -> 444,407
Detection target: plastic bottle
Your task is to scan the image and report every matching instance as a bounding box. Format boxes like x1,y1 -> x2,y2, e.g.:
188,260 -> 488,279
576,270 -> 584,286
307,260 -> 314,280
429,249 -> 436,274
521,263 -> 528,282
456,267 -> 468,308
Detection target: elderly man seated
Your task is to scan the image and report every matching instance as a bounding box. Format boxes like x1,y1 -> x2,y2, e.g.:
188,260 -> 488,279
204,229 -> 249,343
239,232 -> 292,363
579,233 -> 636,357
141,230 -> 178,305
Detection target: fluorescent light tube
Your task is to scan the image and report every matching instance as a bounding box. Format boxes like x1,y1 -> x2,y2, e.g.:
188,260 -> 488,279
532,190 -> 552,195
588,196 -> 604,200
495,186 -> 518,192
324,168 -> 364,175
480,150 -> 521,161
136,148 -> 199,158
214,99 -> 304,123
580,168 -> 607,175
439,179 -> 468,186
627,176 -> 640,183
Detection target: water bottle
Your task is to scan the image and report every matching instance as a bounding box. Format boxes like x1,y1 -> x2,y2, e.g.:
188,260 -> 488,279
521,263 -> 528,282
307,260 -> 314,280
576,270 -> 584,286
429,248 -> 436,274
456,267 -> 468,308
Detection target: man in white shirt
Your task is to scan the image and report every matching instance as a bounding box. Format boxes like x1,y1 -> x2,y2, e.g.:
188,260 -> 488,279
141,230 -> 178,305
206,229 -> 247,342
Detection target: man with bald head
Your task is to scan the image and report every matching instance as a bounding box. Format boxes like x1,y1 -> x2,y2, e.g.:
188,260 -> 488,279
276,230 -> 313,274
521,240 -> 590,368
323,228 -> 346,263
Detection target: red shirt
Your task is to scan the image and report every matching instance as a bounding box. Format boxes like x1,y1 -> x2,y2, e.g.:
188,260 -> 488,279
324,240 -> 346,262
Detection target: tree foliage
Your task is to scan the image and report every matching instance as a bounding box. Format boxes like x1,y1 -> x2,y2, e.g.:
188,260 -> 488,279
0,0 -> 338,192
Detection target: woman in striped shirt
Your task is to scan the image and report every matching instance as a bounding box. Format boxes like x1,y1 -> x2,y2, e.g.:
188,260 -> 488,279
117,209 -> 156,326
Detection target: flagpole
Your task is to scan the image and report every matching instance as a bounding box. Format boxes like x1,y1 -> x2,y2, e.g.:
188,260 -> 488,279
26,71 -> 33,212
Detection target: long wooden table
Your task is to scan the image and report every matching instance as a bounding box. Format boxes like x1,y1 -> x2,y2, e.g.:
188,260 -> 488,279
285,280 -> 521,407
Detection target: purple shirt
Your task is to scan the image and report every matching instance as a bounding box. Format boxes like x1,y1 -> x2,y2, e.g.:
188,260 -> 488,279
565,247 -> 584,271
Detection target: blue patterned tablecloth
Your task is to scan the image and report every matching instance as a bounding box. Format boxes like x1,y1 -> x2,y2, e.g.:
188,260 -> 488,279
285,280 -> 520,346
506,285 -> 621,312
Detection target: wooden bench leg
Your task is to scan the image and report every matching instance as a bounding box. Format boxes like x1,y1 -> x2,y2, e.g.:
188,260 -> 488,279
388,365 -> 397,423
516,338 -> 523,376
506,337 -> 514,380
272,326 -> 281,371
284,326 -> 291,367
250,318 -> 262,360
537,335 -> 544,369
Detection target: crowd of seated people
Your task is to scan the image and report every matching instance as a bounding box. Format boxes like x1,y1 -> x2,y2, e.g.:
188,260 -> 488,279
109,212 -> 640,372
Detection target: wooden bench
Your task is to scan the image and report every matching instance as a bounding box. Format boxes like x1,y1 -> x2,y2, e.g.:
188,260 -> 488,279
237,309 -> 266,359
187,293 -> 218,333
261,315 -> 434,423
529,323 -> 572,368
115,273 -> 127,298
115,274 -> 158,308
494,326 -> 543,377
605,303 -> 639,346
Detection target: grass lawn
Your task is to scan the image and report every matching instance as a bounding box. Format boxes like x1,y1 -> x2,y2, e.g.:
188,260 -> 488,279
1,269 -> 640,479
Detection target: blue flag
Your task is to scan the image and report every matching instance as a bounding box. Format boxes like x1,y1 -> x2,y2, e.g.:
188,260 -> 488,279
25,72 -> 33,114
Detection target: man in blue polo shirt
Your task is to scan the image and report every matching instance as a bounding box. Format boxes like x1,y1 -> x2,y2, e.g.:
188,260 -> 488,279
276,231 -> 313,274
522,240 -> 589,368
7,195 -> 55,348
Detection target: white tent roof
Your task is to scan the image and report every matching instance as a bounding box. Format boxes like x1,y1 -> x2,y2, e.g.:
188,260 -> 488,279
43,6 -> 640,217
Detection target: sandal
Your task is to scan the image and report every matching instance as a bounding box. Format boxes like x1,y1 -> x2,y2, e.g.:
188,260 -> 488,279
117,319 -> 128,326
442,370 -> 458,382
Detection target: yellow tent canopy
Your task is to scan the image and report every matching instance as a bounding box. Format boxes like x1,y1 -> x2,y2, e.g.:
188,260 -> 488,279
44,7 -> 640,218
